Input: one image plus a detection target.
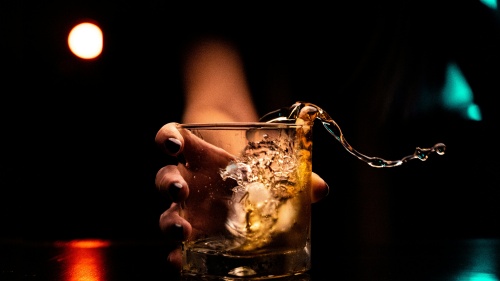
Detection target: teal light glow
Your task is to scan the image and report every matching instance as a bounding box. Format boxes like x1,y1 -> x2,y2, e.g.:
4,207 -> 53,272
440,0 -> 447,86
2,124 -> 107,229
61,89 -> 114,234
456,272 -> 499,281
441,62 -> 482,121
454,239 -> 499,281
467,104 -> 483,121
480,0 -> 498,9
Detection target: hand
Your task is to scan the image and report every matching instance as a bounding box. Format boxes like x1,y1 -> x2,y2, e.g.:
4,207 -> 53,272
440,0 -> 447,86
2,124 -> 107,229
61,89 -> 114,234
154,122 -> 330,272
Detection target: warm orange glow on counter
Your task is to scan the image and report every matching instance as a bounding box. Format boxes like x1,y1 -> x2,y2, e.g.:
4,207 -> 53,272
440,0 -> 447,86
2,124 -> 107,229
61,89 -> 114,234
54,239 -> 110,281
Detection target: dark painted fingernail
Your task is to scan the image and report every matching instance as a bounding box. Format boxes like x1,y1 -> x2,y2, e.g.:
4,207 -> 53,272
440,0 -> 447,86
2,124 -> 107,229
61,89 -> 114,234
164,138 -> 181,154
172,223 -> 184,241
168,182 -> 183,201
325,182 -> 330,197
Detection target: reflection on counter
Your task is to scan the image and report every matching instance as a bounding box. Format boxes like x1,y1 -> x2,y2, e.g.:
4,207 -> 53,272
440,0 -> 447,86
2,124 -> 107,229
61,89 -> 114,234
0,238 -> 499,281
453,239 -> 499,281
53,240 -> 110,281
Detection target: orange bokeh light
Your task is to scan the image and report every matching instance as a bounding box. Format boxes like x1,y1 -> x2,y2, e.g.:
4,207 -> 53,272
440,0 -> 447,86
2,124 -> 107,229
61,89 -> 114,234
68,22 -> 103,60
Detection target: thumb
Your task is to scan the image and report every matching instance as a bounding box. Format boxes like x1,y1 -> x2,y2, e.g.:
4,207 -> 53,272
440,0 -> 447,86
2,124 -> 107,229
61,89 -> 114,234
179,127 -> 236,170
311,172 -> 329,203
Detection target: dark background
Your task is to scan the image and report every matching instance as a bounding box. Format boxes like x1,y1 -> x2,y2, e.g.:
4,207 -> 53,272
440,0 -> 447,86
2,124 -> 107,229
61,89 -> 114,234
2,1 -> 187,240
2,0 -> 500,250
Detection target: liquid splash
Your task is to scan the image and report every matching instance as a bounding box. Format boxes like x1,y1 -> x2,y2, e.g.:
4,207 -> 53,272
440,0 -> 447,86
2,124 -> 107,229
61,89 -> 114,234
260,101 -> 446,168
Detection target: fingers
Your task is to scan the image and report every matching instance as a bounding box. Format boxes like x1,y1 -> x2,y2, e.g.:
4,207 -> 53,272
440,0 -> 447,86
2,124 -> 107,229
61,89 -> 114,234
156,165 -> 189,202
167,249 -> 183,273
155,123 -> 184,156
311,172 -> 329,203
159,202 -> 192,240
160,202 -> 192,273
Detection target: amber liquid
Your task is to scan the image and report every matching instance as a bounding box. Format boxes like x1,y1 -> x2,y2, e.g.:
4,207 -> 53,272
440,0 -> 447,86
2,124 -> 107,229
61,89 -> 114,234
182,125 -> 312,279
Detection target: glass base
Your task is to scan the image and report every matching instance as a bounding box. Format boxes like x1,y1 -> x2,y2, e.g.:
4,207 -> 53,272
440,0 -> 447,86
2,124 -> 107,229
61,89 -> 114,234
182,241 -> 310,280
180,272 -> 311,281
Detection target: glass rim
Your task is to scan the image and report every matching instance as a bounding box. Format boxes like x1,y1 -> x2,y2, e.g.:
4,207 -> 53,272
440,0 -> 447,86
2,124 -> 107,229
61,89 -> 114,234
177,121 -> 303,129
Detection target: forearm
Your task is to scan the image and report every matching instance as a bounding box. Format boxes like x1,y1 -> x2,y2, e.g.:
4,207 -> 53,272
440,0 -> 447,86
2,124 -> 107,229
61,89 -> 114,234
181,38 -> 259,123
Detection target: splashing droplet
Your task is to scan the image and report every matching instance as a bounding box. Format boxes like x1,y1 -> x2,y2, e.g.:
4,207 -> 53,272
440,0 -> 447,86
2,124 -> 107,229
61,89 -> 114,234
260,101 -> 446,168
